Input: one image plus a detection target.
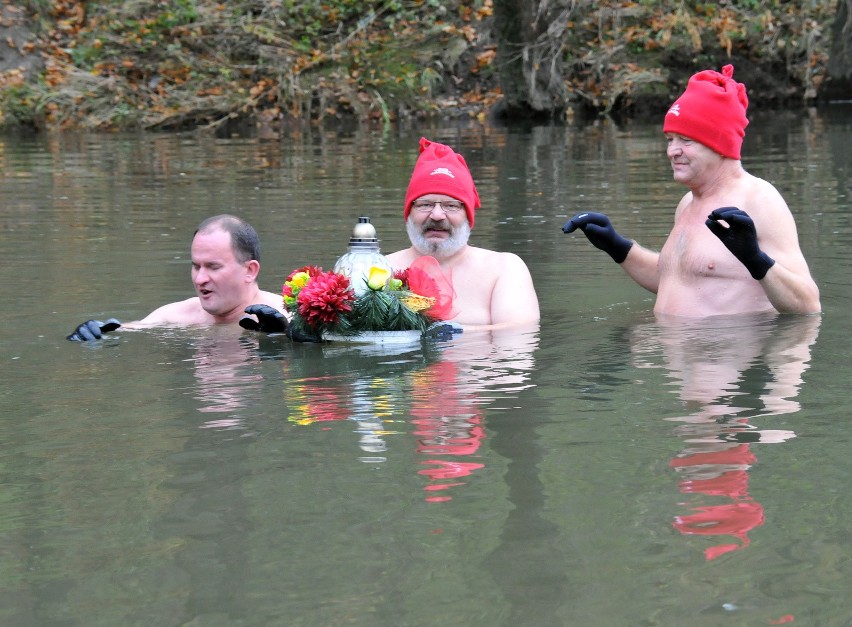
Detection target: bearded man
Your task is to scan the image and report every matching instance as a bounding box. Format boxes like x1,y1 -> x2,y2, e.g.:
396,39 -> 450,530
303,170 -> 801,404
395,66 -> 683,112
386,138 -> 540,330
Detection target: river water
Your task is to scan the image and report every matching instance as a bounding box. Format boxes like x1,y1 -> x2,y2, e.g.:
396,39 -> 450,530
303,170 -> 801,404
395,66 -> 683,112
1,106 -> 850,625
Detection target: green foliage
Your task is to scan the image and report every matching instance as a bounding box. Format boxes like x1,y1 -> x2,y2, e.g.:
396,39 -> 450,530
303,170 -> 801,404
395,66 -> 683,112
557,0 -> 835,112
20,0 -> 53,14
0,0 -> 838,130
345,289 -> 430,334
0,84 -> 40,126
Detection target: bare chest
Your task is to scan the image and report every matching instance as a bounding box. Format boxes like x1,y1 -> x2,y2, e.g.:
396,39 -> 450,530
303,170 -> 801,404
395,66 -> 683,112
655,217 -> 770,316
660,222 -> 733,278
447,269 -> 497,324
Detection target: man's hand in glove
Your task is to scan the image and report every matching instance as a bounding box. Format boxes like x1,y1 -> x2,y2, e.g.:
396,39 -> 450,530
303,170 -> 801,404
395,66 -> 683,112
240,305 -> 321,342
562,212 -> 633,263
422,321 -> 464,341
67,319 -> 122,341
706,207 -> 775,280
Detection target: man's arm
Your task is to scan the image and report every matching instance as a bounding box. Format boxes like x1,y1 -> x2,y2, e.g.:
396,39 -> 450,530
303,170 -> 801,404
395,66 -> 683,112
759,262 -> 821,314
620,244 -> 661,294
562,212 -> 660,294
489,253 -> 540,326
755,199 -> 820,313
707,191 -> 820,314
131,298 -> 201,326
66,300 -> 192,341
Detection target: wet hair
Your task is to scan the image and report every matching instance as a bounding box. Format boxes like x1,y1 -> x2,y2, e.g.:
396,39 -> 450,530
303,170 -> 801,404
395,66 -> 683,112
194,214 -> 261,263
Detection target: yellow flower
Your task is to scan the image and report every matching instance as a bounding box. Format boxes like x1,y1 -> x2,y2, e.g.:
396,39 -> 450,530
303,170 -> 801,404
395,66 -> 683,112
289,271 -> 311,290
401,294 -> 436,312
367,266 -> 391,291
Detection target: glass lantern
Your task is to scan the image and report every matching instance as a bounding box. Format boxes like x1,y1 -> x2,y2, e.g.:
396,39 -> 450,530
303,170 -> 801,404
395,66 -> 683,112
332,216 -> 393,296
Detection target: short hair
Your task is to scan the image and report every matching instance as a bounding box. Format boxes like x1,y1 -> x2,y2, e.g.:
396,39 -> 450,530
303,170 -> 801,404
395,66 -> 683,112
195,214 -> 260,263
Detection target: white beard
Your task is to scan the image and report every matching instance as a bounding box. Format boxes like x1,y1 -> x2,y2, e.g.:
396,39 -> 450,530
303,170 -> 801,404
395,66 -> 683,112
406,216 -> 471,259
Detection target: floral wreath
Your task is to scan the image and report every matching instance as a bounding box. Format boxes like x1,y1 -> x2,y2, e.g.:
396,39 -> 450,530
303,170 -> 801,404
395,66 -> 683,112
282,256 -> 455,340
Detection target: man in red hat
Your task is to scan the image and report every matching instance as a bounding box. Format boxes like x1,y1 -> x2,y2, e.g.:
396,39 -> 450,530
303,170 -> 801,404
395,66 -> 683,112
387,137 -> 540,329
562,65 -> 820,317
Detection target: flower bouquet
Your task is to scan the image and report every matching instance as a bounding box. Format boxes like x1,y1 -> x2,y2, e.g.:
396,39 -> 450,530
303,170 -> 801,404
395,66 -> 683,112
282,256 -> 455,343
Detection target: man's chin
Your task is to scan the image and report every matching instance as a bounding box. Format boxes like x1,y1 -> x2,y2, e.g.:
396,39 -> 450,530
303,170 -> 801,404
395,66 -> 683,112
413,242 -> 441,255
198,294 -> 221,313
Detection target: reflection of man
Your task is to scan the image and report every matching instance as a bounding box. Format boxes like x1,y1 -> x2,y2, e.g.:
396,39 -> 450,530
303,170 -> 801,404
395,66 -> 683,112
409,329 -> 539,501
190,330 -> 265,426
563,65 -> 820,317
387,137 -> 539,330
670,442 -> 765,560
411,360 -> 486,503
631,314 -> 820,559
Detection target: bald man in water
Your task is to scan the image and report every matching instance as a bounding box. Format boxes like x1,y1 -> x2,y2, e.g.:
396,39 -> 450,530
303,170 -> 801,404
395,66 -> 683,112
68,214 -> 289,340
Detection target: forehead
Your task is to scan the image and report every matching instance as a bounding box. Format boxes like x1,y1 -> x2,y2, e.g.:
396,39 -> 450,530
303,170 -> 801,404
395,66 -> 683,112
191,228 -> 236,262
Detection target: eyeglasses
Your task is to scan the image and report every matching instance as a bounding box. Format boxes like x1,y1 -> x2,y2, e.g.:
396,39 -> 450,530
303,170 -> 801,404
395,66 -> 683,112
411,199 -> 465,214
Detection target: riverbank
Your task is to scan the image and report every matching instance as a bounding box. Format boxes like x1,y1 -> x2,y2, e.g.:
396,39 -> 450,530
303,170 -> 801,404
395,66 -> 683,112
0,1 -> 840,132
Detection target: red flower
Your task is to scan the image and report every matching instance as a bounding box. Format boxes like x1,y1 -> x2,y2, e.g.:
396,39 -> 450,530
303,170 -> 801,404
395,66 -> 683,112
297,271 -> 355,327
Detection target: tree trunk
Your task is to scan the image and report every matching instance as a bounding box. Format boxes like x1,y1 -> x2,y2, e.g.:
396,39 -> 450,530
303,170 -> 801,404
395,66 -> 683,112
492,0 -> 572,118
823,0 -> 852,100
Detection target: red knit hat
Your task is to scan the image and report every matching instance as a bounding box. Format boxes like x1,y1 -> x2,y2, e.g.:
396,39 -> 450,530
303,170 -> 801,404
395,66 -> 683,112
663,64 -> 749,160
404,137 -> 481,227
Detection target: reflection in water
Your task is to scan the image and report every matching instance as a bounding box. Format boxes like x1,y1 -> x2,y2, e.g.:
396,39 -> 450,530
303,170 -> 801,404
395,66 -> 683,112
185,328 -> 265,429
412,328 -> 539,503
631,314 -> 821,560
280,328 -> 539,502
2,115 -> 847,624
410,360 -> 486,503
281,342 -> 419,464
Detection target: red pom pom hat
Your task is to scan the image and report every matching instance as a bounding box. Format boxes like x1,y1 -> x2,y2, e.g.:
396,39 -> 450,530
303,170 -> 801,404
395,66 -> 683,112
403,137 -> 481,228
663,64 -> 749,160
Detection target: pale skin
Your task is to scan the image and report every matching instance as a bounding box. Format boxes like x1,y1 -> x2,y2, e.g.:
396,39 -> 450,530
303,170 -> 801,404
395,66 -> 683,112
619,133 -> 820,317
386,195 -> 540,330
123,226 -> 284,329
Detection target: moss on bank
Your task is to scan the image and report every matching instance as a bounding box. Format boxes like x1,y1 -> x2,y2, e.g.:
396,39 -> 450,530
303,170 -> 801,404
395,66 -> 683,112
0,0 -> 838,132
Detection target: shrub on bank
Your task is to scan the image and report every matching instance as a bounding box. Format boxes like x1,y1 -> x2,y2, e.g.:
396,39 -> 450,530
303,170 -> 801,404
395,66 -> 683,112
0,0 -> 837,131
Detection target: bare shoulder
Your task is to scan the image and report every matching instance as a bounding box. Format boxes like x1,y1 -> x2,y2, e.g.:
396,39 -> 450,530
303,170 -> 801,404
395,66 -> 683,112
738,172 -> 811,267
135,297 -> 204,325
742,172 -> 789,216
673,192 -> 693,219
257,289 -> 285,312
468,246 -> 530,270
385,248 -> 417,269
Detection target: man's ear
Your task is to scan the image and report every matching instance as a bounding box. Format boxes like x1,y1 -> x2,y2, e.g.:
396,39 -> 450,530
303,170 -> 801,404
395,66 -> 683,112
246,259 -> 261,282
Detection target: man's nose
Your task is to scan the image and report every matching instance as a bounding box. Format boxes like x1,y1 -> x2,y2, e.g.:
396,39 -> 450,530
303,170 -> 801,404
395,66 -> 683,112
428,204 -> 449,217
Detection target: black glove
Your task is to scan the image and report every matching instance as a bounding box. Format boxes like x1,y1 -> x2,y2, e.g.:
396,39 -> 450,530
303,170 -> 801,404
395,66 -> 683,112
562,212 -> 633,263
423,321 -> 464,341
67,318 -> 122,341
239,304 -> 320,343
705,207 -> 775,280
